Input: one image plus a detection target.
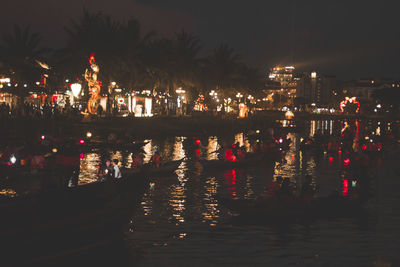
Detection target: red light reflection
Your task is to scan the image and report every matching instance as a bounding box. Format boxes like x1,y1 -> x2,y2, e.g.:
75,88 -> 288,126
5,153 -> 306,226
224,169 -> 237,196
342,179 -> 349,196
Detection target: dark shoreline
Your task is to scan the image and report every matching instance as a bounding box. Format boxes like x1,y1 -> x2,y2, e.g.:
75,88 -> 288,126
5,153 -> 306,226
0,112 -> 397,141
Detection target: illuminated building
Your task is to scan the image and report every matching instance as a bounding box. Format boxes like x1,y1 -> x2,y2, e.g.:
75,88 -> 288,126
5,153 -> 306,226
296,72 -> 336,106
265,66 -> 297,109
268,66 -> 296,88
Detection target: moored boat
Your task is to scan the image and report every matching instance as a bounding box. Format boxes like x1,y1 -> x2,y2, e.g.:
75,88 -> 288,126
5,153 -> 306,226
123,159 -> 184,177
0,174 -> 148,265
199,152 -> 280,171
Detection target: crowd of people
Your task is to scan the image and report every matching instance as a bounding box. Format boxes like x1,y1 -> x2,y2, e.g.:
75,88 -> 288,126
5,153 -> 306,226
0,102 -> 83,120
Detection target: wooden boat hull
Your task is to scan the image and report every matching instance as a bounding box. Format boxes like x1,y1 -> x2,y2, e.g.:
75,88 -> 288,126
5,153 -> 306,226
199,152 -> 279,171
124,159 -> 183,177
0,175 -> 147,265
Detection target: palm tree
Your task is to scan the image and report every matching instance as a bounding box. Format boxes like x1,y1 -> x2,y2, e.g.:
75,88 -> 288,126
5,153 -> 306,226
207,44 -> 241,96
0,24 -> 48,102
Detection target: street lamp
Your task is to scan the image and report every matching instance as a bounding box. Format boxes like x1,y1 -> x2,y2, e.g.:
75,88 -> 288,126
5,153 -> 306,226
71,83 -> 82,97
70,83 -> 82,107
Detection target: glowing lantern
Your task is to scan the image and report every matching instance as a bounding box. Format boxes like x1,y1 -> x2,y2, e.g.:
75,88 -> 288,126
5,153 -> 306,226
285,110 -> 295,119
71,83 -> 82,97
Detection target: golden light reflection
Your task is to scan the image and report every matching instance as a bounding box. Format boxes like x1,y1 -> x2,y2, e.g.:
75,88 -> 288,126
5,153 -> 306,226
234,133 -> 244,147
78,152 -> 100,185
143,139 -> 153,163
169,183 -> 186,224
161,139 -> 173,160
207,136 -> 219,160
124,153 -> 133,168
299,150 -> 303,170
202,176 -> 220,226
110,151 -> 123,163
172,137 -> 186,161
244,175 -> 254,199
141,191 -> 154,216
0,188 -> 17,197
310,120 -> 316,137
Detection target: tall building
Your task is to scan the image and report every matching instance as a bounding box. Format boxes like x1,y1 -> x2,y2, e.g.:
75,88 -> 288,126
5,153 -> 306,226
268,66 -> 296,88
296,72 -> 336,106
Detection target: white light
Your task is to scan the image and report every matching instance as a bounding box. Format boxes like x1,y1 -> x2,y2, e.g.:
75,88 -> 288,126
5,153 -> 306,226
311,72 -> 317,79
10,155 -> 16,164
376,104 -> 381,108
65,79 -> 69,83
36,82 -> 40,85
86,132 -> 92,138
111,82 -> 116,86
115,88 -> 122,93
7,83 -> 11,87
71,83 -> 82,97
23,84 -> 27,87
374,109 -> 377,112
176,88 -> 185,94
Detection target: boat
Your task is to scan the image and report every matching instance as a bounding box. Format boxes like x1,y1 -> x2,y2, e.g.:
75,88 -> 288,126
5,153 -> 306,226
123,159 -> 184,177
199,152 -> 280,171
0,174 -> 148,265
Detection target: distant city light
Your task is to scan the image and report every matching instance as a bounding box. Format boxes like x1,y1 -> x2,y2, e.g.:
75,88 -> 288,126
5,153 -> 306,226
176,88 -> 185,94
311,72 -> 317,79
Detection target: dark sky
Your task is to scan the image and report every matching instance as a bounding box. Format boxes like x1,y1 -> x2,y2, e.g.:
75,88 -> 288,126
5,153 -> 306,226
2,0 -> 400,80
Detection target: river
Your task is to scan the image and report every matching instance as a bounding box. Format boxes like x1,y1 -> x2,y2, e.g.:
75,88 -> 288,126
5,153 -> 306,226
74,119 -> 400,266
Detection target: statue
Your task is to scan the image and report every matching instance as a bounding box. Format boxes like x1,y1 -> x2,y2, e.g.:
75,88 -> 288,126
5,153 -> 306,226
84,53 -> 101,114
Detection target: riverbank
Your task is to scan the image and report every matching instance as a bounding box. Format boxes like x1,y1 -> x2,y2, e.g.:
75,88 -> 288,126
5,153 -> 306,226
0,112 -> 397,141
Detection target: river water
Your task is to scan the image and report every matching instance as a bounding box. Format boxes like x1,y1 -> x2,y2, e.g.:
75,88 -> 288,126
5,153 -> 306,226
71,120 -> 400,266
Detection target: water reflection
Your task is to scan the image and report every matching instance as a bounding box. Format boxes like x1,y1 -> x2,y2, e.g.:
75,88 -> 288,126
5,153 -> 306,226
202,176 -> 220,226
207,136 -> 219,160
14,119 -> 394,266
172,137 -> 185,161
78,152 -> 100,185
169,182 -> 186,224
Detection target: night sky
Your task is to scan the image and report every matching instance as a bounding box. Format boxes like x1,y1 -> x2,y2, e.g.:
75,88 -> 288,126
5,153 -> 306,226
2,0 -> 400,80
